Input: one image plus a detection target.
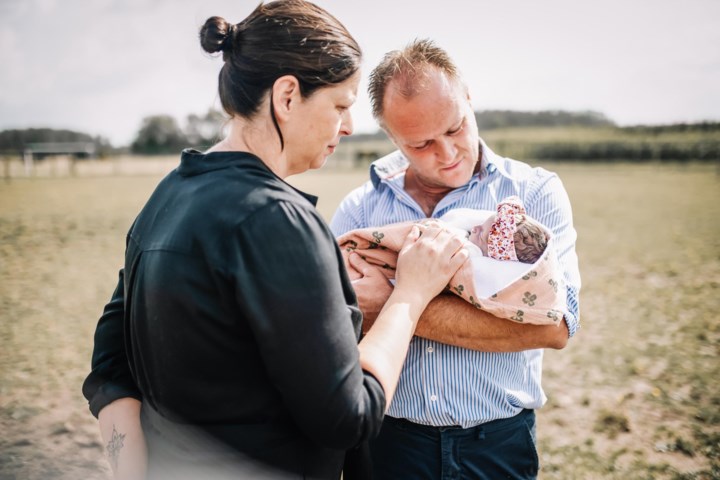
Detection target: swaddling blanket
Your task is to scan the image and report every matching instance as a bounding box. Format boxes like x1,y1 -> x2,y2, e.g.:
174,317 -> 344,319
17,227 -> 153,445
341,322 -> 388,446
336,209 -> 567,325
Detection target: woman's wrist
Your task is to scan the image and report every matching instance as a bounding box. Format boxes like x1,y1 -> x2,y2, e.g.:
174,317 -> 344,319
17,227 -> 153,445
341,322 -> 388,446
386,285 -> 431,319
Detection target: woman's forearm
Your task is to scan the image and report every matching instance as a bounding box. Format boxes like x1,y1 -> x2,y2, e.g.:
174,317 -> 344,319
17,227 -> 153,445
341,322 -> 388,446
358,289 -> 428,409
356,226 -> 468,407
97,397 -> 147,480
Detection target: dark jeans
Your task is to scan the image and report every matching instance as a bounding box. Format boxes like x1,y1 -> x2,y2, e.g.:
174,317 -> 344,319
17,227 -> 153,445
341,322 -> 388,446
370,409 -> 539,480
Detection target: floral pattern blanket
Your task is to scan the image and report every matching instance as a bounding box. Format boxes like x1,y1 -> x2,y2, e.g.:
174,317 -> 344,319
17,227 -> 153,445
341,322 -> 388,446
337,220 -> 567,325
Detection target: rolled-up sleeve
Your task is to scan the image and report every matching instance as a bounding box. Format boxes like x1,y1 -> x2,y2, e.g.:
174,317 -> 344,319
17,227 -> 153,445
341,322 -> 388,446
526,171 -> 582,337
82,269 -> 142,418
230,201 -> 385,450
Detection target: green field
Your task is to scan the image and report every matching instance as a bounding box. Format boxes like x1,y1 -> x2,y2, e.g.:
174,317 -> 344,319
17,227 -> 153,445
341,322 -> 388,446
1,162 -> 718,479
481,127 -> 720,162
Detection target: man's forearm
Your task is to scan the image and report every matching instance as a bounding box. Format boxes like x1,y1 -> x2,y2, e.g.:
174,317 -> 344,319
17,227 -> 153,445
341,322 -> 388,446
415,293 -> 568,351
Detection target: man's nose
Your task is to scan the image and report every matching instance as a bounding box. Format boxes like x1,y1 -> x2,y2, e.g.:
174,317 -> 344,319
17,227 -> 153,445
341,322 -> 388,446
435,137 -> 457,164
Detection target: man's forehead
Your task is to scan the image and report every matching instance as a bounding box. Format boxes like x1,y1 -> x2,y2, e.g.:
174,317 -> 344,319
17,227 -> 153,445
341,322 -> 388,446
386,92 -> 465,139
391,106 -> 465,144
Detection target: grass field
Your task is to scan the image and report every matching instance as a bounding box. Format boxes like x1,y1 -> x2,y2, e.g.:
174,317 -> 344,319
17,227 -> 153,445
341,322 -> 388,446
1,161 -> 718,479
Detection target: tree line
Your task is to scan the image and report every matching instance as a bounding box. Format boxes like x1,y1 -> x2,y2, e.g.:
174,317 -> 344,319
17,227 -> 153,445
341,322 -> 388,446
475,110 -> 616,129
0,129 -> 113,157
130,110 -> 226,154
0,109 -> 226,156
1,109 -> 718,159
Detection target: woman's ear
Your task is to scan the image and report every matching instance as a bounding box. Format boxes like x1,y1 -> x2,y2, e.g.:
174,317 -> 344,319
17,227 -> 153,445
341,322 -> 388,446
271,75 -> 301,123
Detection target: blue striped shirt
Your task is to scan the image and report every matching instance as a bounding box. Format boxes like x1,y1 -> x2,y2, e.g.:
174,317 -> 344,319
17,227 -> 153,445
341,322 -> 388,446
330,140 -> 581,427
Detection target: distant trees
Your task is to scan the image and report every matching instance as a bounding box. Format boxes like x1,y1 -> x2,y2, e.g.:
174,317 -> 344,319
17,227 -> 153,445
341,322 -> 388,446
185,109 -> 226,149
130,109 -> 226,154
621,121 -> 720,135
0,109 -> 227,158
474,110 -> 615,130
3,110 -> 717,161
340,111 -> 720,163
345,110 -> 618,141
0,128 -> 112,156
131,115 -> 186,154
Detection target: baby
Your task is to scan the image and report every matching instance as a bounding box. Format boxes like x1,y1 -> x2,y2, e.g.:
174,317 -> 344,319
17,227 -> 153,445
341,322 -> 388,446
466,196 -> 549,264
337,195 -> 566,325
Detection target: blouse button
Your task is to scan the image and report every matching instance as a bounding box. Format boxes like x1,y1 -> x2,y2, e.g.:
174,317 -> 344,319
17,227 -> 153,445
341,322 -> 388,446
430,394 -> 438,402
427,346 -> 434,353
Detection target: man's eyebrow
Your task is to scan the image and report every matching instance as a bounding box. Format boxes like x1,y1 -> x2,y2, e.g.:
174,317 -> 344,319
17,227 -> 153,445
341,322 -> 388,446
448,117 -> 465,133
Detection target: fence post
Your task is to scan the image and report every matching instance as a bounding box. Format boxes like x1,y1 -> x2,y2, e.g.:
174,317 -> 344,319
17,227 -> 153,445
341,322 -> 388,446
23,150 -> 34,176
3,157 -> 11,183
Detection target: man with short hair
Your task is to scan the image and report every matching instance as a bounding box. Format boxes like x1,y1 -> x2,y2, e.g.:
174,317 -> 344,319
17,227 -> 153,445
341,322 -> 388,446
331,39 -> 581,479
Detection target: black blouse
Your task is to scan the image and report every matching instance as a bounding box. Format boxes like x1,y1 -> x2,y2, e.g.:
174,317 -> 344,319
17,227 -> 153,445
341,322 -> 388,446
82,150 -> 385,478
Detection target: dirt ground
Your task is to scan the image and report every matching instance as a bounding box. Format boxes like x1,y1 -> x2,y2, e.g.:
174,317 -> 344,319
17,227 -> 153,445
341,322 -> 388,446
1,159 -> 718,479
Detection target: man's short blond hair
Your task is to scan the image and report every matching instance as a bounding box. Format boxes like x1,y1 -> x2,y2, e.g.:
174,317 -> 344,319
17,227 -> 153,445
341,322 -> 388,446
368,39 -> 459,124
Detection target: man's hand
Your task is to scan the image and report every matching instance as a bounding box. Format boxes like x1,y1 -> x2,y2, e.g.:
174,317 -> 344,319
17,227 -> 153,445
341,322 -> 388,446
347,253 -> 394,333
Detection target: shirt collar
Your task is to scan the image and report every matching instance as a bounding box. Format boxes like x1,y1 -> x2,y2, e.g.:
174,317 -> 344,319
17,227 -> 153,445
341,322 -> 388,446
177,149 -> 318,206
369,150 -> 408,189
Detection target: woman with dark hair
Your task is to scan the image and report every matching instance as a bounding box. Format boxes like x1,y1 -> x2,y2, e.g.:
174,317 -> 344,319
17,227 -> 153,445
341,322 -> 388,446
82,1 -> 467,479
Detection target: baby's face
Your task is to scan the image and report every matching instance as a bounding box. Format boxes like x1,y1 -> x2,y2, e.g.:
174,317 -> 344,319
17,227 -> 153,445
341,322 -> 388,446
468,215 -> 496,256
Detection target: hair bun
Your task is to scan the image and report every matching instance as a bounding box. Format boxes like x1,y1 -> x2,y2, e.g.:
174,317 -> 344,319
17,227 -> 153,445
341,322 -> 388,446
200,16 -> 236,55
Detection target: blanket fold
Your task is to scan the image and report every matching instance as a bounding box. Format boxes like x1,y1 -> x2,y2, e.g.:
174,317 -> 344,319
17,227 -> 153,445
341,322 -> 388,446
337,221 -> 567,325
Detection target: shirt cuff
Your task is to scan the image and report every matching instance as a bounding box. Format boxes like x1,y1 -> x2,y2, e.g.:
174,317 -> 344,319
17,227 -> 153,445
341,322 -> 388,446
564,310 -> 579,338
86,379 -> 143,418
564,285 -> 580,338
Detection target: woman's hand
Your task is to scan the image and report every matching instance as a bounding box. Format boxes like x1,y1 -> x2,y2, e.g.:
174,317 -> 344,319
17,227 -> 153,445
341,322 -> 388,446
394,225 -> 468,303
348,253 -> 394,332
358,225 -> 467,409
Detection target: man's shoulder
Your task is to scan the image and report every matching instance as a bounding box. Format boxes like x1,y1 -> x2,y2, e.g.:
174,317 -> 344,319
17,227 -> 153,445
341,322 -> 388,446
338,178 -> 376,205
339,149 -> 406,205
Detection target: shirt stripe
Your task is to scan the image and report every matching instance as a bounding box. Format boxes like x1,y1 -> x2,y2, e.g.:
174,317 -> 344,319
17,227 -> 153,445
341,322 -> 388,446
330,140 -> 581,427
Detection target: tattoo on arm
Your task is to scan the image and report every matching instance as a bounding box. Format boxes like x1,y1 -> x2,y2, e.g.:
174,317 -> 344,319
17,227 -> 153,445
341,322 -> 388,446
106,424 -> 126,470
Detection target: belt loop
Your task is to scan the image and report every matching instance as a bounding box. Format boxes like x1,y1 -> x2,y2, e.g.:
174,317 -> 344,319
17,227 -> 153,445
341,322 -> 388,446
476,426 -> 485,440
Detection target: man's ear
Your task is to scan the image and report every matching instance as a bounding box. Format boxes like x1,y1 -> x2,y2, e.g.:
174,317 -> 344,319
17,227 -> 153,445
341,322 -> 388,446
271,75 -> 301,123
465,86 -> 472,103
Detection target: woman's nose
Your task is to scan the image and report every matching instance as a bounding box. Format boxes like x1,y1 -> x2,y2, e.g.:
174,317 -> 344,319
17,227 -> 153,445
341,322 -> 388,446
339,110 -> 354,136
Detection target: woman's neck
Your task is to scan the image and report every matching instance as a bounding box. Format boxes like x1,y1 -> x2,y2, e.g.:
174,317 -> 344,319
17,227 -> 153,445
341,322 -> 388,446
206,116 -> 288,178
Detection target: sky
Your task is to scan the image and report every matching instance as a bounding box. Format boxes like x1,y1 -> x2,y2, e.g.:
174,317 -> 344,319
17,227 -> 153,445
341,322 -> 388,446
1,0 -> 719,147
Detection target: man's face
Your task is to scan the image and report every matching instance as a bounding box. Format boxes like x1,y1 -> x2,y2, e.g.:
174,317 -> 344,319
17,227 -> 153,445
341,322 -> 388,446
382,69 -> 480,192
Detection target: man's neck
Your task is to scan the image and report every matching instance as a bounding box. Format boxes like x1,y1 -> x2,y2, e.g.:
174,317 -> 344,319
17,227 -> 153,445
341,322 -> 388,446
404,171 -> 453,217
403,147 -> 483,217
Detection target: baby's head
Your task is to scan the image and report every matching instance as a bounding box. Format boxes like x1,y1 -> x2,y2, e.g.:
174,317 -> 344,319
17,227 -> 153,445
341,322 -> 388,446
468,196 -> 548,264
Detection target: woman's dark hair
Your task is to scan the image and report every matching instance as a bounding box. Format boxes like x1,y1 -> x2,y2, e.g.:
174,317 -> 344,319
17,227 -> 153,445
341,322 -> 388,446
199,0 -> 361,148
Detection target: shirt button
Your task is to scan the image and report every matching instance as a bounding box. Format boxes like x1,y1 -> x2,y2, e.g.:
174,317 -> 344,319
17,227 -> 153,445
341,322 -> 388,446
427,346 -> 434,353
430,394 -> 438,402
